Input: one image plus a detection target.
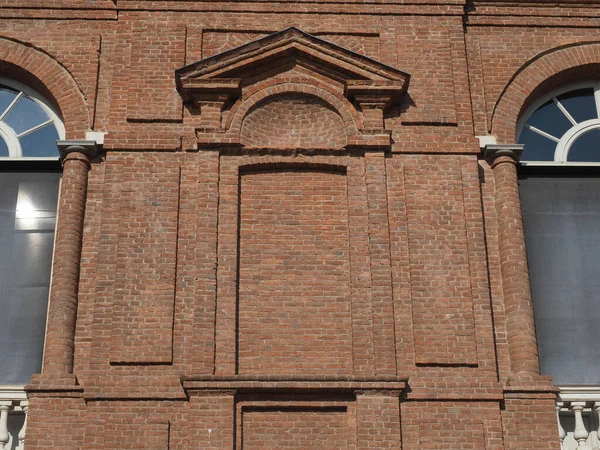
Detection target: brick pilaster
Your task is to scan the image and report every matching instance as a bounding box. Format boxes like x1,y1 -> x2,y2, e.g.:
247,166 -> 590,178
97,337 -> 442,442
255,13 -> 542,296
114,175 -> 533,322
38,140 -> 98,380
485,144 -> 539,378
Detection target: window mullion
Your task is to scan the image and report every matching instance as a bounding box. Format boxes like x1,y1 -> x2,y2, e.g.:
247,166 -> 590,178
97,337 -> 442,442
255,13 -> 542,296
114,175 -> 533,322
16,119 -> 53,139
594,82 -> 600,119
0,91 -> 22,121
553,97 -> 578,126
525,123 -> 561,143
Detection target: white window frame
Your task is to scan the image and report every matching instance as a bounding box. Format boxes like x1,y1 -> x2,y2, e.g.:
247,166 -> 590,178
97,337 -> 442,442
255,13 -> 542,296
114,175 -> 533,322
0,77 -> 65,160
516,80 -> 600,166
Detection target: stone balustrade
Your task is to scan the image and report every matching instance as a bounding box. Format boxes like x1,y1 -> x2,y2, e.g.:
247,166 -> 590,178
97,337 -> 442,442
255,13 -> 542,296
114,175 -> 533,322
0,387 -> 27,450
557,388 -> 600,449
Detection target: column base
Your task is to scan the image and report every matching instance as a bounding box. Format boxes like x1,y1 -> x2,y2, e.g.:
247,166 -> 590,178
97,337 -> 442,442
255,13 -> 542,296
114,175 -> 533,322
26,374 -> 83,396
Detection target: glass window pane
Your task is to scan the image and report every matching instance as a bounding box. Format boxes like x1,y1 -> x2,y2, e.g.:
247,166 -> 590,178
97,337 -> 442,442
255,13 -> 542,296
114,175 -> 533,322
0,136 -> 8,157
557,88 -> 597,123
0,86 -> 18,117
0,172 -> 60,384
567,128 -> 600,162
520,176 -> 600,385
4,95 -> 50,136
19,123 -> 59,158
527,100 -> 572,139
518,126 -> 557,161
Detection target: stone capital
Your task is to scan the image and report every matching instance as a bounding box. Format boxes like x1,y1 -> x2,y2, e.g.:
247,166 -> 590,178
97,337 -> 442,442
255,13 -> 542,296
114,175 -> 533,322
56,139 -> 98,161
484,144 -> 523,167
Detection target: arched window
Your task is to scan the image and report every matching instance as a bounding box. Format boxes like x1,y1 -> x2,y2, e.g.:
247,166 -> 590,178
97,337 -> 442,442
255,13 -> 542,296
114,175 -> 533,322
517,81 -> 600,386
0,79 -> 62,386
517,81 -> 600,163
0,78 -> 64,159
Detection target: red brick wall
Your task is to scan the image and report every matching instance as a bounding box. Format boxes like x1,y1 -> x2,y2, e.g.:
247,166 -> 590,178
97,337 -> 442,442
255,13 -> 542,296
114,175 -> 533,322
6,0 -> 590,448
238,167 -> 353,375
242,409 -> 349,449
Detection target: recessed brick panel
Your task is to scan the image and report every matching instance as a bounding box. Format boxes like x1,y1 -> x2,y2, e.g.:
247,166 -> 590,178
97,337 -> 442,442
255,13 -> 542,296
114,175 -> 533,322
242,408 -> 349,449
402,402 -> 496,450
126,23 -> 185,121
404,158 -> 477,366
237,167 -> 353,375
110,160 -> 180,364
240,93 -> 347,148
202,30 -> 379,59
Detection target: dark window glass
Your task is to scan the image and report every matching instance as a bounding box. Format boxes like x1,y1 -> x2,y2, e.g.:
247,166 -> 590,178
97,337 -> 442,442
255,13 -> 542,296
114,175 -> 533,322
557,88 -> 597,124
0,172 -> 60,384
527,100 -> 572,139
19,124 -> 59,158
0,86 -> 18,116
518,127 -> 556,161
520,176 -> 600,385
0,137 -> 8,157
4,95 -> 50,136
567,128 -> 600,162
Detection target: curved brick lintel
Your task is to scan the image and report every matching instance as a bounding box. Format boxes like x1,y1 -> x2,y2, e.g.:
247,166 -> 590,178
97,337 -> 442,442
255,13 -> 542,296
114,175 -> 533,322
492,42 -> 600,142
0,37 -> 90,139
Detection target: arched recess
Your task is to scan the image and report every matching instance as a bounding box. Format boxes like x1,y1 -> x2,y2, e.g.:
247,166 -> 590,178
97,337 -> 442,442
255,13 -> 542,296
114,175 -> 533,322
230,83 -> 360,149
0,37 -> 90,139
492,42 -> 600,142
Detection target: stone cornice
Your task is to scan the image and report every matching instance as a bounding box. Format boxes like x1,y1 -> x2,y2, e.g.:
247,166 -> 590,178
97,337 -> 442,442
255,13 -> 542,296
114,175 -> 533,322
484,143 -> 524,165
56,139 -> 99,161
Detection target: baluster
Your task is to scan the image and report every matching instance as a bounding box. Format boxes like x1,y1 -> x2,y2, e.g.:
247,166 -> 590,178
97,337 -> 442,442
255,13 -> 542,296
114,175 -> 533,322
594,402 -> 600,449
0,403 -> 11,450
18,401 -> 28,448
557,402 -> 566,450
571,402 -> 590,448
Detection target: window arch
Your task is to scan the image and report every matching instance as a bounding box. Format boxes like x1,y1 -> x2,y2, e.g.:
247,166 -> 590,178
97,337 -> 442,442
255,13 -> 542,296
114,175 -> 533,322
517,81 -> 600,163
0,77 -> 64,159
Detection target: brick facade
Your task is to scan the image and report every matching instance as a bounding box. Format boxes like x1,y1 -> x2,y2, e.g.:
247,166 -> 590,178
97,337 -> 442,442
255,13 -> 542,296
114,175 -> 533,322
4,0 -> 597,447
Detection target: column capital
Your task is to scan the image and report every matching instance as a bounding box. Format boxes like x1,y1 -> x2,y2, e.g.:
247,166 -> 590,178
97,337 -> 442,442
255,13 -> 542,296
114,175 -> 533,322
484,144 -> 523,166
56,139 -> 98,161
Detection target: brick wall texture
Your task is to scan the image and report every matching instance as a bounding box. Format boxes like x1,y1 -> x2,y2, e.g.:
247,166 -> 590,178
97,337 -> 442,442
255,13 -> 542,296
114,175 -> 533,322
7,0 -> 596,448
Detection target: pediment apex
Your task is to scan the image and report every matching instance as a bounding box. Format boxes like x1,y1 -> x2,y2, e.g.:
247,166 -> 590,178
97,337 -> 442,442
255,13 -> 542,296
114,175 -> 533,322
176,28 -> 410,105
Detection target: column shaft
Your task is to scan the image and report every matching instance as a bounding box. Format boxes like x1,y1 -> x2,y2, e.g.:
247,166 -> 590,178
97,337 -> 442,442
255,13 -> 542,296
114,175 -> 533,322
42,142 -> 96,376
487,145 -> 540,377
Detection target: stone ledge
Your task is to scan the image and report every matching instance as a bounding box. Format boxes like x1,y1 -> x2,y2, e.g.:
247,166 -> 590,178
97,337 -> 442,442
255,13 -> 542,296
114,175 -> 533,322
182,375 -> 407,393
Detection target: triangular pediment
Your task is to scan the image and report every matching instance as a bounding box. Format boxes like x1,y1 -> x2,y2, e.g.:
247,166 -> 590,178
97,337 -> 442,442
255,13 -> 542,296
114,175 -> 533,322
175,27 -> 410,105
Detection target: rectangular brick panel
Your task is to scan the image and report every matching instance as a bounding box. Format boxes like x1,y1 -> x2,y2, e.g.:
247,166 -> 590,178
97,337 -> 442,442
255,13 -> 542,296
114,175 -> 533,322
356,393 -> 401,449
242,408 -> 349,449
404,159 -> 477,365
237,167 -> 353,375
126,22 -> 185,121
110,160 -> 180,364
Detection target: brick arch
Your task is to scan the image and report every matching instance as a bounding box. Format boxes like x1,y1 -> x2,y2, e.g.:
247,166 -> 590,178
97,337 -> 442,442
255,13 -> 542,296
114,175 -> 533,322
492,42 -> 600,142
0,37 -> 89,139
227,81 -> 361,147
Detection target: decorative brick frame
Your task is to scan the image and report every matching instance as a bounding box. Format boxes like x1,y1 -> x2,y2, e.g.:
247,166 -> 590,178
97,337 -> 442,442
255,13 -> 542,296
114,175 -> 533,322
492,41 -> 600,142
214,151 -> 397,377
0,37 -> 89,139
176,27 -> 410,150
226,80 -> 361,144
